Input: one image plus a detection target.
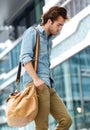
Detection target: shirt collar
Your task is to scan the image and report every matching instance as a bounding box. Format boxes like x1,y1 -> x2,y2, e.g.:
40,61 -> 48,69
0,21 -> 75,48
37,24 -> 45,35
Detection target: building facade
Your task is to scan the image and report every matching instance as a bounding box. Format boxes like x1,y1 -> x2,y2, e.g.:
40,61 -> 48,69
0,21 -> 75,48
0,0 -> 90,130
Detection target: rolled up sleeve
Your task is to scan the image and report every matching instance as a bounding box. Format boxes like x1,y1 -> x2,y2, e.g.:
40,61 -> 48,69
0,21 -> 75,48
20,27 -> 36,65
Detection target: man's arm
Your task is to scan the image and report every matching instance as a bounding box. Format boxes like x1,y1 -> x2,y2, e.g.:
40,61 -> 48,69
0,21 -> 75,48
24,61 -> 44,90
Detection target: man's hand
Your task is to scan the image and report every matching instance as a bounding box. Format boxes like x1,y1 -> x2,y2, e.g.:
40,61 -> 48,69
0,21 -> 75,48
24,62 -> 44,90
33,77 -> 44,90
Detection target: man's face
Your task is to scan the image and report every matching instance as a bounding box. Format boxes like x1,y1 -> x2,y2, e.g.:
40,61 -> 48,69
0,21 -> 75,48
49,16 -> 65,35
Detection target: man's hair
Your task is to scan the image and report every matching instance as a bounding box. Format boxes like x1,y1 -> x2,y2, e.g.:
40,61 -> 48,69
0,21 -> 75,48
41,6 -> 68,25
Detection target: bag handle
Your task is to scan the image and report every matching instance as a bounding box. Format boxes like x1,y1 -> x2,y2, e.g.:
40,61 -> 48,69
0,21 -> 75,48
16,27 -> 40,83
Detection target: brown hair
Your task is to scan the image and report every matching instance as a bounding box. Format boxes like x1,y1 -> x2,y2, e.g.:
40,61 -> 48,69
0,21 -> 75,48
41,6 -> 68,25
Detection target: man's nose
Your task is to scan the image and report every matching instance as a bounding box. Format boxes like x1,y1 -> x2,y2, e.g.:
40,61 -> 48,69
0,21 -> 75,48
59,26 -> 63,31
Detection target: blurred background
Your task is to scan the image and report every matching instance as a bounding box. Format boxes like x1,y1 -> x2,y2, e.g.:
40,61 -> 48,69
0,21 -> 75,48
0,0 -> 90,130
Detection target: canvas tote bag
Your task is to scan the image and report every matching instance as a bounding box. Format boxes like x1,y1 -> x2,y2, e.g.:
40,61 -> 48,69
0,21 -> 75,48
6,28 -> 40,127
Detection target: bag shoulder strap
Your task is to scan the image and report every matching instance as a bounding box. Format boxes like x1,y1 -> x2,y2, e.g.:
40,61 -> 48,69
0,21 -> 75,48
33,27 -> 40,72
16,27 -> 40,83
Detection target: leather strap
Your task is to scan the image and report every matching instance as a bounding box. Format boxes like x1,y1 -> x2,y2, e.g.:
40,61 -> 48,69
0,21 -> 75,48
16,27 -> 40,83
33,27 -> 40,72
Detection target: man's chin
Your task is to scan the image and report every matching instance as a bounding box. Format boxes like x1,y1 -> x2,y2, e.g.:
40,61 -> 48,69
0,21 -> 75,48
53,32 -> 58,36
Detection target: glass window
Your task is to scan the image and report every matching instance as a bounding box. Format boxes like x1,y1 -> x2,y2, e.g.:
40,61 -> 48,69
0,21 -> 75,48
51,46 -> 90,130
11,0 -> 44,39
0,42 -> 21,86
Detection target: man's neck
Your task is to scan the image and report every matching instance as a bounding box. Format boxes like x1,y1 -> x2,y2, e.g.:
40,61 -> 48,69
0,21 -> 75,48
42,25 -> 51,37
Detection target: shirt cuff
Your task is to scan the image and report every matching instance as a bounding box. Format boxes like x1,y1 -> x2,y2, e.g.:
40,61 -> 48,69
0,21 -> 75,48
20,56 -> 33,65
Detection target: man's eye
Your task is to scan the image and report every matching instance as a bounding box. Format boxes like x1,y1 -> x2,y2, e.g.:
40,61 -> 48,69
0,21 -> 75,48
59,24 -> 63,26
57,24 -> 63,27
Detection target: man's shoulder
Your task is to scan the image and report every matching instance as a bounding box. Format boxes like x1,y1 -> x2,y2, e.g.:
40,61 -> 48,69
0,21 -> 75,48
23,26 -> 37,37
26,26 -> 35,33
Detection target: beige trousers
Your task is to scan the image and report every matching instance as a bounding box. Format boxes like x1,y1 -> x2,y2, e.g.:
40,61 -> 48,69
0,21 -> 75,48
35,84 -> 72,130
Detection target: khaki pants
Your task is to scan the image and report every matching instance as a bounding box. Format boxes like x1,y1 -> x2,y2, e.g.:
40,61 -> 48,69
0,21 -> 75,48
35,84 -> 72,130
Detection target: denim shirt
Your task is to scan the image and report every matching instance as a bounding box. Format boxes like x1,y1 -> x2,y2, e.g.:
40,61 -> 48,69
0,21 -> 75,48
20,25 -> 55,87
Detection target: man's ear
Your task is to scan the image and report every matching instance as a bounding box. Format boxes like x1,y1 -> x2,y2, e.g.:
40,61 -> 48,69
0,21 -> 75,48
47,19 -> 52,24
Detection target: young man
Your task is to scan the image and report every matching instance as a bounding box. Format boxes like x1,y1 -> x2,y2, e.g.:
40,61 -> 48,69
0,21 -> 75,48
20,6 -> 72,130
